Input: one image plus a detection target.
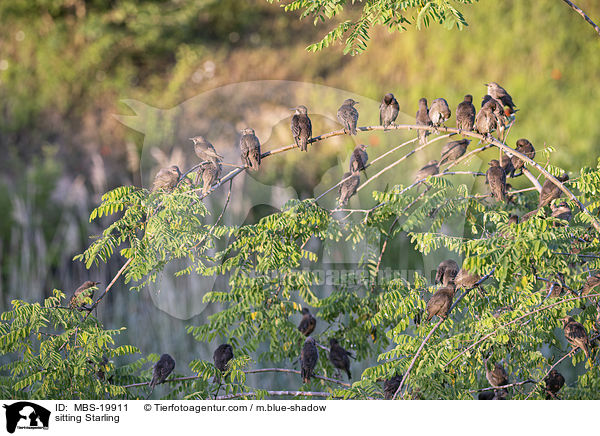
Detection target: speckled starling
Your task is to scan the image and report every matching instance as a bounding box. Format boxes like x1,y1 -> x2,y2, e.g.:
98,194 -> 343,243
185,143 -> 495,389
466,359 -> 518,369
486,82 -> 517,112
329,338 -> 352,380
414,160 -> 439,183
550,201 -> 571,226
69,280 -> 100,308
383,375 -> 402,400
560,316 -> 590,359
190,135 -> 223,164
429,98 -> 451,127
544,369 -> 565,399
151,165 -> 182,192
426,283 -> 456,321
454,268 -> 481,290
500,153 -> 514,177
150,353 -> 175,388
416,98 -> 432,145
440,139 -> 470,166
380,93 -> 400,129
240,128 -> 261,171
581,273 -> 600,296
196,160 -> 222,196
436,259 -> 459,286
338,171 -> 360,207
213,343 -> 234,372
510,138 -> 535,177
485,360 -> 508,387
539,174 -> 569,208
300,337 -> 319,383
349,144 -> 369,178
475,97 -> 501,137
486,160 -> 506,202
456,94 -> 476,132
298,307 -> 317,336
291,105 -> 312,152
337,98 -> 359,135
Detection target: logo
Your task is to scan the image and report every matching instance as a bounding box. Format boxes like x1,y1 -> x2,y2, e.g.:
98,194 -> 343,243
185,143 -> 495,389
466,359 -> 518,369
3,402 -> 50,433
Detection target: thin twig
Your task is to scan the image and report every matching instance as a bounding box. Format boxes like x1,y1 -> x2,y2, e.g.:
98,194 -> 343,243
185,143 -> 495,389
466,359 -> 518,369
215,390 -> 331,400
561,0 -> 600,37
469,379 -> 535,394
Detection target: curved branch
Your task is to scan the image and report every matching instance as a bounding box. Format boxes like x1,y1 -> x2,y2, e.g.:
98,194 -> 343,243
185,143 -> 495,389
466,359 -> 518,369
561,0 -> 600,37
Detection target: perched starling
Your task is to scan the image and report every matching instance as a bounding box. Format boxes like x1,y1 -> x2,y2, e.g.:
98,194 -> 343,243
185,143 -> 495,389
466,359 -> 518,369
240,128 -> 261,171
544,369 -> 565,399
383,375 -> 402,400
456,94 -> 476,132
510,138 -> 535,177
581,273 -> 600,296
426,283 -> 456,321
454,268 -> 481,289
478,389 -> 507,400
414,160 -> 439,183
329,338 -> 352,380
379,93 -> 400,128
190,135 -> 223,164
290,105 -> 312,152
69,280 -> 100,308
500,153 -> 514,177
196,160 -> 222,196
213,343 -> 234,372
150,354 -> 176,389
475,97 -> 501,137
300,337 -> 319,383
337,98 -> 359,135
486,82 -> 517,112
440,139 -> 470,166
544,280 -> 566,299
415,98 -> 432,145
485,360 -> 508,388
436,259 -> 459,286
298,307 -> 317,336
539,174 -> 569,208
338,171 -> 360,207
560,316 -> 590,359
349,144 -> 369,177
429,98 -> 451,127
151,165 -> 182,192
486,160 -> 506,202
550,201 -> 572,225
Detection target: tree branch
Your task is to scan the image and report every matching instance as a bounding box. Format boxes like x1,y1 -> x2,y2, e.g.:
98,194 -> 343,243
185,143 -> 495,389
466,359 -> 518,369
561,0 -> 600,37
215,390 -> 331,400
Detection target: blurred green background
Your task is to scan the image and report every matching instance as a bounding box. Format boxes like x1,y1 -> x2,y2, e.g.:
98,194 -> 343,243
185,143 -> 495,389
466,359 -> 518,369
0,0 -> 599,393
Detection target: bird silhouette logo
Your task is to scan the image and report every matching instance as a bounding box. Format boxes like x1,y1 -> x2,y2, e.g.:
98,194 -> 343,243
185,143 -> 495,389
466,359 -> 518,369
2,402 -> 50,433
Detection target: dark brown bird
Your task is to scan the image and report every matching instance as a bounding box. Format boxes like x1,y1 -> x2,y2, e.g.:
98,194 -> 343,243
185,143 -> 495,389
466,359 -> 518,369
380,93 -> 400,128
500,153 -> 514,177
440,139 -> 470,166
426,283 -> 456,321
196,160 -> 222,196
550,201 -> 571,225
486,160 -> 506,202
337,98 -> 359,135
349,144 -> 369,177
416,98 -> 432,145
213,343 -> 234,372
560,316 -> 590,360
539,174 -> 569,208
290,105 -> 312,152
454,268 -> 481,289
510,138 -> 535,177
544,280 -> 566,299
486,82 -> 517,112
476,96 -> 504,137
485,360 -> 508,387
581,273 -> 600,296
240,128 -> 261,171
478,389 -> 507,400
414,160 -> 439,183
190,135 -> 223,164
544,369 -> 565,399
436,259 -> 459,286
300,337 -> 319,383
456,94 -> 476,132
150,353 -> 175,389
298,307 -> 317,336
69,280 -> 100,308
429,98 -> 451,127
338,171 -> 360,207
151,165 -> 182,192
383,375 -> 402,400
329,338 -> 352,380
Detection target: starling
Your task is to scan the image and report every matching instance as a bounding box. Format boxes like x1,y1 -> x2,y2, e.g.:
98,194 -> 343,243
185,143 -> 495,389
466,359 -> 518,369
69,280 -> 100,308
486,160 -> 506,202
581,273 -> 600,296
337,98 -> 359,135
478,389 -> 507,400
429,98 -> 451,127
510,138 -> 535,177
544,369 -> 565,399
349,144 -> 369,177
485,360 -> 508,388
544,280 -> 566,299
150,354 -> 176,389
500,153 -> 514,177
454,268 -> 481,290
560,316 -> 590,359
426,283 -> 456,321
436,259 -> 459,286
415,98 -> 432,145
300,337 -> 319,383
151,165 -> 182,192
379,93 -> 400,129
475,97 -> 501,137
414,160 -> 439,183
213,343 -> 234,372
329,338 -> 352,380
456,94 -> 476,132
240,128 -> 261,171
539,174 -> 569,208
383,375 -> 402,400
298,307 -> 317,336
190,135 -> 223,164
290,105 -> 312,152
338,171 -> 360,207
196,160 -> 222,196
439,139 -> 470,166
508,214 -> 519,225
550,201 -> 572,225
486,82 -> 517,112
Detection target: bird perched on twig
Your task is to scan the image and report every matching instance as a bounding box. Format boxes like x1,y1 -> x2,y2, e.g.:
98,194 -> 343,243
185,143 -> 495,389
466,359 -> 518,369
379,93 -> 399,129
539,174 -> 569,208
190,135 -> 223,164
290,105 -> 312,152
349,144 -> 369,178
456,94 -> 476,132
484,359 -> 508,388
338,171 -> 360,208
298,307 -> 317,336
383,375 -> 402,400
147,353 -> 175,398
436,259 -> 459,286
337,98 -> 359,135
429,98 -> 451,127
426,283 -> 456,321
213,343 -> 234,382
486,82 -> 517,113
69,280 -> 100,309
300,337 -> 319,383
544,369 -> 565,399
454,268 -> 481,290
581,273 -> 600,296
550,201 -> 572,226
240,128 -> 261,171
510,138 -> 535,177
475,97 -> 502,137
478,389 -> 507,400
151,165 -> 182,192
196,160 -> 222,196
415,98 -> 432,145
439,139 -> 470,166
560,316 -> 590,360
414,160 -> 439,183
486,160 -> 506,202
329,338 -> 352,380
